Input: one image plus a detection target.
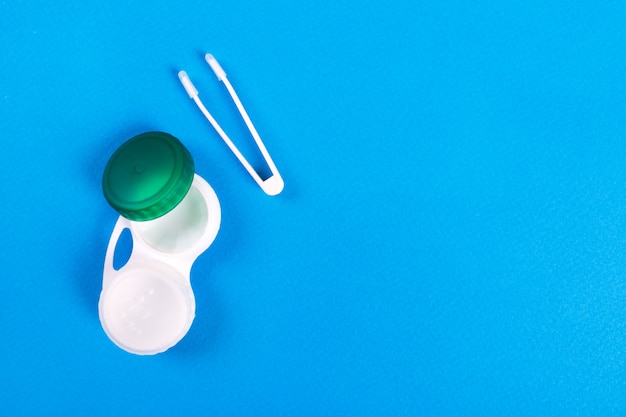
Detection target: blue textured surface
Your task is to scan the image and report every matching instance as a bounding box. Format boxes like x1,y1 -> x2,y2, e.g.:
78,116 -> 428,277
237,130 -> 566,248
1,1 -> 626,415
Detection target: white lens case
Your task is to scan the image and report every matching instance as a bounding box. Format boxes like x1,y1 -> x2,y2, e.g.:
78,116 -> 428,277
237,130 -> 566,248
99,174 -> 221,355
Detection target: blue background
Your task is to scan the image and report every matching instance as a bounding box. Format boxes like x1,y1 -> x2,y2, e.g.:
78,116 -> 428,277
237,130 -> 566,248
1,0 -> 626,415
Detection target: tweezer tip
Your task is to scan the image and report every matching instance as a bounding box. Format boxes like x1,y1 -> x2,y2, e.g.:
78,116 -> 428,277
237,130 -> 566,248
177,70 -> 198,98
205,53 -> 226,81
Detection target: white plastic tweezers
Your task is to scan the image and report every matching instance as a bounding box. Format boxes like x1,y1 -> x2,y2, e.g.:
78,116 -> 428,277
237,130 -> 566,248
178,54 -> 284,196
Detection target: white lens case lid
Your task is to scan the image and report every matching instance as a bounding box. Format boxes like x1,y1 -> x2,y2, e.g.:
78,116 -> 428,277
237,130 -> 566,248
99,261 -> 195,355
99,174 -> 221,355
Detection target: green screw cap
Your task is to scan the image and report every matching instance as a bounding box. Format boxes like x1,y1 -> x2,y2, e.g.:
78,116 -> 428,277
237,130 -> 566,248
102,132 -> 195,221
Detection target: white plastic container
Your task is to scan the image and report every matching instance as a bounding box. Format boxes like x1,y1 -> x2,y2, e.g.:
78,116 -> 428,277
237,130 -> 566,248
99,132 -> 220,355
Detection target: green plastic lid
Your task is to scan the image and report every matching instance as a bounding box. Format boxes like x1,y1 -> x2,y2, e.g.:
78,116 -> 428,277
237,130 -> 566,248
102,132 -> 195,221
